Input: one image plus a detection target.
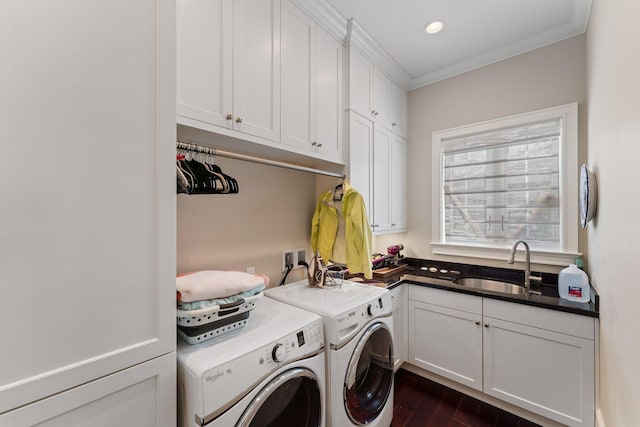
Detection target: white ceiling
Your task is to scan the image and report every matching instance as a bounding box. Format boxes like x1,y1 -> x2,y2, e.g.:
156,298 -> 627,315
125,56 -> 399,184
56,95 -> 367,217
325,0 -> 592,89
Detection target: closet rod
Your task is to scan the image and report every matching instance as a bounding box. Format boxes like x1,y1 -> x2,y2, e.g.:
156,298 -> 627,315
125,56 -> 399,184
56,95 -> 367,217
176,141 -> 345,178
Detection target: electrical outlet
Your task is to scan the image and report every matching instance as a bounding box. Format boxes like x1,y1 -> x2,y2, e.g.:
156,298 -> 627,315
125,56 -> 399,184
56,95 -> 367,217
282,250 -> 294,272
296,248 -> 307,268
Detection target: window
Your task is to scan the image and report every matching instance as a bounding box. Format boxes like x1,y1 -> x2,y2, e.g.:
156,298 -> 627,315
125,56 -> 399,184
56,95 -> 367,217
431,104 -> 580,265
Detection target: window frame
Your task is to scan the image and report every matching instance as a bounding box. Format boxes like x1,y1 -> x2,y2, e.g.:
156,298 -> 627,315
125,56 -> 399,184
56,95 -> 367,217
431,103 -> 581,266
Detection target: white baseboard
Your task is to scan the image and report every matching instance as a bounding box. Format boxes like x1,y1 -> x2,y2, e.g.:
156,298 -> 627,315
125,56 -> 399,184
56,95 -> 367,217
596,408 -> 605,427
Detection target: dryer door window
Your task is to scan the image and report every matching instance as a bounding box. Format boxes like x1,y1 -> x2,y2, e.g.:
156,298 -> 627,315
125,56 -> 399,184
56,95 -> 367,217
344,322 -> 394,425
237,367 -> 322,427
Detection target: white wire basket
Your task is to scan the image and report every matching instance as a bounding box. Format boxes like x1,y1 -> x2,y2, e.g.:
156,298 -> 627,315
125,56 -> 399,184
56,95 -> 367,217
177,293 -> 262,344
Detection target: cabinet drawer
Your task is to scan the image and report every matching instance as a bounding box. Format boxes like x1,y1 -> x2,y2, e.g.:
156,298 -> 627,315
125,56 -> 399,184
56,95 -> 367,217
409,285 -> 482,315
484,298 -> 595,340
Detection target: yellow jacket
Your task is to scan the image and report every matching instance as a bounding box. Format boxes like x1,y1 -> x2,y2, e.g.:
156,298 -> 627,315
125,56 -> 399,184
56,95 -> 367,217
311,183 -> 373,279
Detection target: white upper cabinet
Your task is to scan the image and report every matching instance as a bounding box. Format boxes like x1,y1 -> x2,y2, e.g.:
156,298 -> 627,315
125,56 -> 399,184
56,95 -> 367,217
281,1 -> 343,161
348,48 -> 375,119
348,47 -> 407,136
178,0 -> 281,142
373,67 -> 392,128
390,82 -> 408,137
177,0 -> 232,129
314,26 -> 344,160
233,0 -> 281,141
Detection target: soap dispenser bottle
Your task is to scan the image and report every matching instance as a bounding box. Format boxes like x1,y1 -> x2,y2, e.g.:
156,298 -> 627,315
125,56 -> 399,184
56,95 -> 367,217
558,260 -> 590,303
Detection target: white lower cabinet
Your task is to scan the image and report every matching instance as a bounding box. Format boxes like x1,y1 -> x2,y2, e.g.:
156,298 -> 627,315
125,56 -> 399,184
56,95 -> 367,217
0,352 -> 176,427
390,286 -> 407,371
408,285 -> 595,427
483,299 -> 595,427
408,286 -> 483,390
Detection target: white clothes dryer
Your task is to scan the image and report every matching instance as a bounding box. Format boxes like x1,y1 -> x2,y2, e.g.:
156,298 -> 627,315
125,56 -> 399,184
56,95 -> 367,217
265,280 -> 394,427
177,297 -> 326,427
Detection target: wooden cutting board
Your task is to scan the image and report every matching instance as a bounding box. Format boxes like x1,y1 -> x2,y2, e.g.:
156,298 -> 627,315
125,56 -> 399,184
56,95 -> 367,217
372,265 -> 408,279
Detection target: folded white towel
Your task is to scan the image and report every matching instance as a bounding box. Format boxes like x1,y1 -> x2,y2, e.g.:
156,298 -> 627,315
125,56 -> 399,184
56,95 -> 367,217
177,271 -> 268,302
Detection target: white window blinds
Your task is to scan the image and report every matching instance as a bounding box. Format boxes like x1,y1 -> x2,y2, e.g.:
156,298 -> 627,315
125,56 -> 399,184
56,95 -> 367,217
442,118 -> 561,250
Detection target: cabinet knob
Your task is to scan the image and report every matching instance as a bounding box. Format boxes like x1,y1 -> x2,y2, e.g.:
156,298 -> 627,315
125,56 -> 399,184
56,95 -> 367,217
316,143 -> 322,148
392,122 -> 397,127
475,321 -> 480,326
374,111 -> 379,117
311,141 -> 317,146
371,110 -> 376,117
484,323 -> 489,328
235,117 -> 243,123
226,113 -> 233,120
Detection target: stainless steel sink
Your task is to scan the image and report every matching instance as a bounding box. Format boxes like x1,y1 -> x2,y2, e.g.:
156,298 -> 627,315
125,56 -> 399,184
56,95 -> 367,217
453,277 -> 528,295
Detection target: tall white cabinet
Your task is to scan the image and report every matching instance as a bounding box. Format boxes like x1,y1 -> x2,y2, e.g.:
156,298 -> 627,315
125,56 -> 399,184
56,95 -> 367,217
347,46 -> 408,233
0,0 -> 176,424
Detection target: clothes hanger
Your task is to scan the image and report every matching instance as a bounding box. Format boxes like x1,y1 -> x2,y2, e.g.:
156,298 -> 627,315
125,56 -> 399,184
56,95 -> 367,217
333,175 -> 346,201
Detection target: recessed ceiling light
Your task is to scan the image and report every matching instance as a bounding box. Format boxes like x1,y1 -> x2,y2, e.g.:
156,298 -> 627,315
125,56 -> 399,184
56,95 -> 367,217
425,20 -> 445,35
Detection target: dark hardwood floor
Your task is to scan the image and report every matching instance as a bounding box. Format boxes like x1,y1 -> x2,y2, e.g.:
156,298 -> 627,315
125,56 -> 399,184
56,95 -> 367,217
392,369 -> 541,427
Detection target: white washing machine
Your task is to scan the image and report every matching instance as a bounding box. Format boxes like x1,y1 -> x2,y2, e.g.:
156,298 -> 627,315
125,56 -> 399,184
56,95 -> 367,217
177,297 -> 326,427
265,280 -> 394,427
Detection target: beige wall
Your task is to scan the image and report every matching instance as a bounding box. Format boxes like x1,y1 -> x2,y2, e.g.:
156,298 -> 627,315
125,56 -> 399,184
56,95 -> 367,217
177,156 -> 317,286
586,0 -> 640,425
405,35 -> 588,272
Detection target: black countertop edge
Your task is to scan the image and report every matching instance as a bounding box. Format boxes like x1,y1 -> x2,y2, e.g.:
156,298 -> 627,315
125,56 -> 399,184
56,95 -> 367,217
387,258 -> 599,318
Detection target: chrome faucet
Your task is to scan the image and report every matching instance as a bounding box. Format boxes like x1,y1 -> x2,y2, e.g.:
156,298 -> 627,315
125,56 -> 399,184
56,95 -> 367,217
507,240 -> 542,291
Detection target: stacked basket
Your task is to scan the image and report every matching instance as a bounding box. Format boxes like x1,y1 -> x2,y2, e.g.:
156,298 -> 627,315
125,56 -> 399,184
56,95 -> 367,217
176,271 -> 266,344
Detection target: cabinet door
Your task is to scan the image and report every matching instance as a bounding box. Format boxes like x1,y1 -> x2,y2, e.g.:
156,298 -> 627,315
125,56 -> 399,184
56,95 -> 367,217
177,0 -> 233,128
348,113 -> 374,220
390,134 -> 407,231
408,300 -> 483,391
391,286 -> 407,371
348,48 -> 374,118
483,318 -> 595,427
0,0 -> 176,412
372,125 -> 392,231
281,1 -> 314,150
233,0 -> 281,141
373,67 -> 392,127
390,82 -> 408,137
0,353 -> 176,427
314,26 -> 343,161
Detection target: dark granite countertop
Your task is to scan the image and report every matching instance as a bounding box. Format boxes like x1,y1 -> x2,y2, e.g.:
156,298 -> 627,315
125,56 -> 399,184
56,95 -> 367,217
387,258 -> 599,318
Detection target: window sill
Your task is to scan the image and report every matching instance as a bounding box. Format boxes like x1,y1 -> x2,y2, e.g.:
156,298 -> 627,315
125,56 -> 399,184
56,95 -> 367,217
431,243 -> 581,267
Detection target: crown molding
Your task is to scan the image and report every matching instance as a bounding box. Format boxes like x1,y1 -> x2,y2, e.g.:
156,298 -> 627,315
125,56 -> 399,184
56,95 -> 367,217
408,29 -> 587,90
290,0 -> 348,43
346,19 -> 412,90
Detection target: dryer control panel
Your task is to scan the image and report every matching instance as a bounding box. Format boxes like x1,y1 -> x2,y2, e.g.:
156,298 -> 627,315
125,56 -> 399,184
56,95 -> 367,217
333,291 -> 392,345
261,320 -> 323,366
200,318 -> 324,418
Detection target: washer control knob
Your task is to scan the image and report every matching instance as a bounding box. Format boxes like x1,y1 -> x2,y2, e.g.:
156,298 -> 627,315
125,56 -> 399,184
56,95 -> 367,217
367,303 -> 380,317
272,343 -> 287,363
